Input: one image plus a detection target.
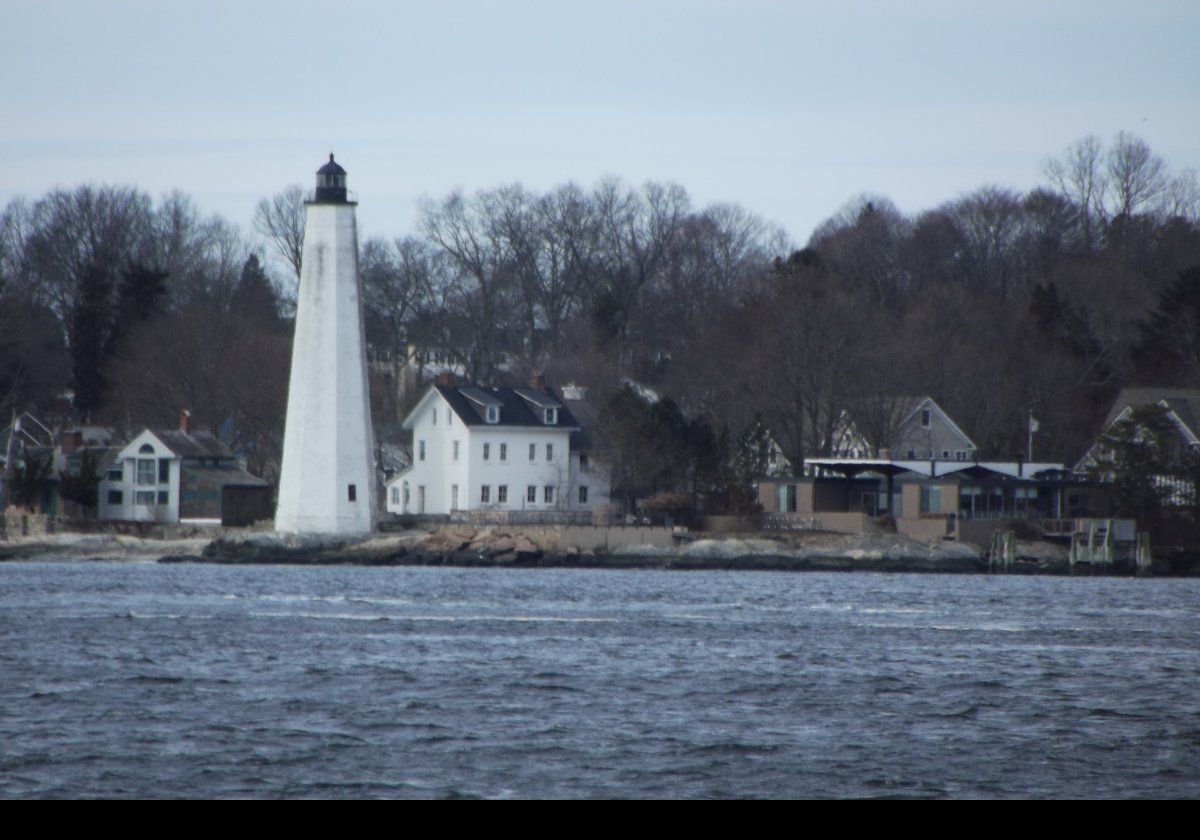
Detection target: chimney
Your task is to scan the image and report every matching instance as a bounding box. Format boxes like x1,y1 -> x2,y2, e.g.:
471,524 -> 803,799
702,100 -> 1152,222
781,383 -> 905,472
179,409 -> 191,435
435,372 -> 456,388
529,372 -> 547,391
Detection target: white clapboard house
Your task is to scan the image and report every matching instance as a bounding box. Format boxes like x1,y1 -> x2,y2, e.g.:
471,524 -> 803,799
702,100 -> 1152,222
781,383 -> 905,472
387,376 -> 609,516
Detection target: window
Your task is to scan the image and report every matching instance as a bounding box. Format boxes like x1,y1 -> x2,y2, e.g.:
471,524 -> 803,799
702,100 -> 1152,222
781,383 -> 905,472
107,490 -> 123,505
418,486 -> 425,513
956,451 -> 967,461
544,407 -> 557,425
486,406 -> 499,423
578,486 -> 588,504
432,408 -> 437,426
499,443 -> 507,462
498,485 -> 508,504
546,443 -> 553,462
451,484 -> 459,510
579,454 -> 589,473
158,459 -> 170,483
527,485 -> 537,503
921,409 -> 931,428
135,490 -> 155,505
544,485 -> 554,504
453,440 -> 460,461
920,487 -> 942,514
403,483 -> 410,506
391,487 -> 399,505
481,485 -> 491,503
529,443 -> 536,462
348,484 -> 357,502
106,469 -> 122,482
418,440 -> 426,461
136,459 -> 156,486
942,450 -> 950,459
906,449 -> 915,459
483,443 -> 490,461
138,444 -> 154,454
777,483 -> 796,513
157,491 -> 169,505
447,409 -> 453,426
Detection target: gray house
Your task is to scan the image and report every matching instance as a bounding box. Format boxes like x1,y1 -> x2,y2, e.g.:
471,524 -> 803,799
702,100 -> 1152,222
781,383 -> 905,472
832,396 -> 978,462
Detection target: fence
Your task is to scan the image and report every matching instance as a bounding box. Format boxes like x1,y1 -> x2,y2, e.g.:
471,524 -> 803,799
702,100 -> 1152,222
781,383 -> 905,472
450,509 -> 600,527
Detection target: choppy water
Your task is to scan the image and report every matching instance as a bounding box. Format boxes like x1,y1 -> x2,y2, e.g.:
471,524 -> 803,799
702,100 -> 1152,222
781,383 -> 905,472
1,562 -> 1198,798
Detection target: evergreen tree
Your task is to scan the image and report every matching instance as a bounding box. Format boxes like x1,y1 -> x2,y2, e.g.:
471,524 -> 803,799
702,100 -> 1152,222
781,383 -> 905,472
70,262 -> 114,420
1089,405 -> 1175,522
1135,265 -> 1200,384
58,450 -> 101,517
231,254 -> 282,331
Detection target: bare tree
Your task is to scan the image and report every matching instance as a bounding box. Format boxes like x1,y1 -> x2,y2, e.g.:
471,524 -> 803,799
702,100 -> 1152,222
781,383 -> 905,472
1107,131 -> 1166,220
946,186 -> 1026,301
254,185 -> 306,285
810,194 -> 909,308
1044,135 -> 1108,250
419,189 -> 517,382
1160,169 -> 1200,221
19,185 -> 156,327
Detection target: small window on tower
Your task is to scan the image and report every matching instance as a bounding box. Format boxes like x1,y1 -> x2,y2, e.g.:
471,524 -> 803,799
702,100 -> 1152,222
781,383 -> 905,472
348,484 -> 357,502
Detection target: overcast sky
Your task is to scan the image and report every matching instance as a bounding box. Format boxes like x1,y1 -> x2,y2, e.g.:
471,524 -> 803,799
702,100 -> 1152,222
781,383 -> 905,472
4,1 -> 1198,249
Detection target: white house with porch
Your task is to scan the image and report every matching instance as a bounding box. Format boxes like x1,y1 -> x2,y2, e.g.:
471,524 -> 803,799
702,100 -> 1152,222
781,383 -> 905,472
387,377 -> 610,516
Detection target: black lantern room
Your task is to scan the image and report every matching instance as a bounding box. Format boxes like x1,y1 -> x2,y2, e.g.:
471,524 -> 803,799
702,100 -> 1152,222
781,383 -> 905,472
314,153 -> 348,203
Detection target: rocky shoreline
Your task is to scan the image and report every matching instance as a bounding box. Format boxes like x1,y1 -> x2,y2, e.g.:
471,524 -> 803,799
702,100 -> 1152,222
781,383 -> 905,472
4,525 -> 1188,575
155,526 -> 1093,575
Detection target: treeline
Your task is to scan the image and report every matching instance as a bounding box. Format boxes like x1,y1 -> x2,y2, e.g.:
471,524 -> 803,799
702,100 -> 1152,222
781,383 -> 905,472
2,132 -> 1199,496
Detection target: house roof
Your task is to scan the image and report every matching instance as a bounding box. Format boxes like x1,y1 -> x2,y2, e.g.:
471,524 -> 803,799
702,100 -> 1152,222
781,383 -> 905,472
837,395 -> 977,453
142,429 -> 234,460
1102,387 -> 1200,440
410,384 -> 580,430
804,457 -> 1065,480
899,396 -> 977,450
181,465 -> 269,488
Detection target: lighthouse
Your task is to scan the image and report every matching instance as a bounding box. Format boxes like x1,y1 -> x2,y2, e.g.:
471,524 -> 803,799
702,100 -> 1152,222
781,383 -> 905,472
275,154 -> 377,534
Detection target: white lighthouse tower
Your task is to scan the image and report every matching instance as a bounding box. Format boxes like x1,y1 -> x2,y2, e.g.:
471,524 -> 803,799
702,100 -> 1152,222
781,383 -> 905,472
275,154 -> 377,534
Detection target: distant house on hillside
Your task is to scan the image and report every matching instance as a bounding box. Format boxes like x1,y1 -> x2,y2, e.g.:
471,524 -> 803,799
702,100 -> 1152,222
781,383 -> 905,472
832,396 -> 978,462
1074,387 -> 1200,508
99,412 -> 271,525
387,376 -> 609,518
1076,388 -> 1200,471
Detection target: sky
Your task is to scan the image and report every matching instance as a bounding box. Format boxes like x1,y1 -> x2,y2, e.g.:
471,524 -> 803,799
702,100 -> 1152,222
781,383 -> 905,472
3,0 -> 1199,251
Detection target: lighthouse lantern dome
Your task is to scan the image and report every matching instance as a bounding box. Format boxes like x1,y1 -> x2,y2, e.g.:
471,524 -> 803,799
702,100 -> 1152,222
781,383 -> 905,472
314,153 -> 348,202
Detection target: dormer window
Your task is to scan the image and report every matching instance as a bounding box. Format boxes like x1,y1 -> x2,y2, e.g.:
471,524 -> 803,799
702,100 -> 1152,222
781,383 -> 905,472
544,407 -> 557,425
486,406 -> 499,423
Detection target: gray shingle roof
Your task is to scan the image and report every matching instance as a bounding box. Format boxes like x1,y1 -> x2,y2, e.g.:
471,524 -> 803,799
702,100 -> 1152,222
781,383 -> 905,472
181,465 -> 269,488
436,385 -> 579,429
1103,387 -> 1200,438
150,429 -> 234,459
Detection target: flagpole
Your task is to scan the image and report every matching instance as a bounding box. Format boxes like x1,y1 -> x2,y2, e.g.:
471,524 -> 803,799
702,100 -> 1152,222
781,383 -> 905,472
1027,412 -> 1034,463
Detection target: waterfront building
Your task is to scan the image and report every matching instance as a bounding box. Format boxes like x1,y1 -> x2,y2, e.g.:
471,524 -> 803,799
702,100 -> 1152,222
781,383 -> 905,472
98,412 -> 270,525
387,375 -> 610,518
